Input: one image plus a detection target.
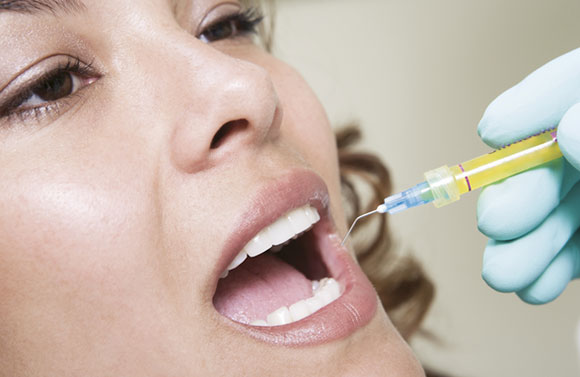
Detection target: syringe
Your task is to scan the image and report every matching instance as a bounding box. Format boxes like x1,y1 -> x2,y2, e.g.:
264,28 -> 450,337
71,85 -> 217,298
341,128 -> 562,245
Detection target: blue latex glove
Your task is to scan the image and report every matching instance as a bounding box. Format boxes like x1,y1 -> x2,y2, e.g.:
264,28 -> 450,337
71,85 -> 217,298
477,48 -> 580,304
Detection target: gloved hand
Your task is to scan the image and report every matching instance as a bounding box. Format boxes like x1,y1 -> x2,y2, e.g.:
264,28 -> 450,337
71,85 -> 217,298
477,48 -> 580,304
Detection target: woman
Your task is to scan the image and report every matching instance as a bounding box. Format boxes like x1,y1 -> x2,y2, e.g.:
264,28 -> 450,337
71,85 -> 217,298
0,0 -> 433,375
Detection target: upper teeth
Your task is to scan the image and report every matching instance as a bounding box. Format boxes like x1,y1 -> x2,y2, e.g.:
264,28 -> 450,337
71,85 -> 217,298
221,205 -> 320,278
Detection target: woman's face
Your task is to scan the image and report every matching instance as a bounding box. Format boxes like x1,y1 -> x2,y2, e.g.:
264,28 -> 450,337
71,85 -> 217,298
0,1 -> 423,375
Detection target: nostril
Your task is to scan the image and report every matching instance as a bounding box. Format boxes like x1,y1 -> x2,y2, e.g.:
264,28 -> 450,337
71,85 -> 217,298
210,119 -> 249,149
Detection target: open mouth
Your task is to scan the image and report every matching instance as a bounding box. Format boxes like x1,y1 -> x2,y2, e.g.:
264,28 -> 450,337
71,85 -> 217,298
213,205 -> 343,326
210,170 -> 377,345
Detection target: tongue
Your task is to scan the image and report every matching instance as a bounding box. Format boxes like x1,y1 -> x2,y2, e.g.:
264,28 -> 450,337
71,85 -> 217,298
213,253 -> 313,324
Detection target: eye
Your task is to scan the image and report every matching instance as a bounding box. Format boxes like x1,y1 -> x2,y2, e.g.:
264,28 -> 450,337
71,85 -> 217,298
25,70 -> 78,106
0,57 -> 99,122
199,7 -> 263,43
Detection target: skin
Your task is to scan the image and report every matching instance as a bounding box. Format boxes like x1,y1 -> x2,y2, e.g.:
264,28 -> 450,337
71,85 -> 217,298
0,0 -> 424,375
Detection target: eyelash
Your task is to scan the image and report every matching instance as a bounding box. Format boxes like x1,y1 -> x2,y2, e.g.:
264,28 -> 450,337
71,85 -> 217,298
0,8 -> 264,124
199,7 -> 264,43
0,57 -> 98,123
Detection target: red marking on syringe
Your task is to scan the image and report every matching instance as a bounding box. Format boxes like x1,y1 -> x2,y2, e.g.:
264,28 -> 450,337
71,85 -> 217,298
458,163 -> 472,192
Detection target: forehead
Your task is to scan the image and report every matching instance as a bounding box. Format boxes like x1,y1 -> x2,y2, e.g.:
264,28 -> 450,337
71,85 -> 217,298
0,0 -> 84,15
0,0 -> 264,13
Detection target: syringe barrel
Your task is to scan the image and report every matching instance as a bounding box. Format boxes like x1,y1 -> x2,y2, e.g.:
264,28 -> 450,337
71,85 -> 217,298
385,128 -> 563,213
422,128 -> 562,208
450,128 -> 561,195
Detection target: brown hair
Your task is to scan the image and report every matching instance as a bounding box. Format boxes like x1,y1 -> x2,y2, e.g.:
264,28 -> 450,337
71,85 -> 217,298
336,125 -> 434,340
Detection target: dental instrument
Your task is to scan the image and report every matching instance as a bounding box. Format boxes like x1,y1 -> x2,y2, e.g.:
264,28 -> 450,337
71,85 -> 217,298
342,128 -> 562,245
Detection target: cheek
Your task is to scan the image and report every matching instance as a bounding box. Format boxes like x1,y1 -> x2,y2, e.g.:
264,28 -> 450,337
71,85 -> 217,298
0,143 -> 181,362
277,70 -> 337,164
0,144 -> 158,309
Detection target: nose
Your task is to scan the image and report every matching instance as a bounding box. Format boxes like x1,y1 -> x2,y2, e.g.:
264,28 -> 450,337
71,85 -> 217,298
167,42 -> 282,173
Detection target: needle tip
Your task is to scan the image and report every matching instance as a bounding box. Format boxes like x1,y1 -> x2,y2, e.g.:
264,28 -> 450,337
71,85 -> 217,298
340,209 -> 379,246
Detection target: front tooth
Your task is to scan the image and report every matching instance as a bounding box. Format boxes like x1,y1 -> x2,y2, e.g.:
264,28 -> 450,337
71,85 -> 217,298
244,232 -> 273,257
304,207 -> 320,224
227,250 -> 247,271
266,217 -> 296,246
287,207 -> 313,234
289,300 -> 311,322
220,270 -> 229,279
266,306 -> 292,326
241,205 -> 319,259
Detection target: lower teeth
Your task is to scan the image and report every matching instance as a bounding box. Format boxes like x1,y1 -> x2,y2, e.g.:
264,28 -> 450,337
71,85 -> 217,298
250,278 -> 342,326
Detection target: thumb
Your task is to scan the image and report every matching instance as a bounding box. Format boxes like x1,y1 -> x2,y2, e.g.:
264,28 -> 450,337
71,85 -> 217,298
478,48 -> 580,148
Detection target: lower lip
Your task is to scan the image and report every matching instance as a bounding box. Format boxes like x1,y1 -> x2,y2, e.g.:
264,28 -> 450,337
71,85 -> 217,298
225,225 -> 378,346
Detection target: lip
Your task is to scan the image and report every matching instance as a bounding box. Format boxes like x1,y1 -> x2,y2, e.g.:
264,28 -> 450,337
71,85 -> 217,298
212,169 -> 378,346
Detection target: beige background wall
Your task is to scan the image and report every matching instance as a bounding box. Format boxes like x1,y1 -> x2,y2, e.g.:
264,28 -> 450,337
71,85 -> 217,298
274,1 -> 580,376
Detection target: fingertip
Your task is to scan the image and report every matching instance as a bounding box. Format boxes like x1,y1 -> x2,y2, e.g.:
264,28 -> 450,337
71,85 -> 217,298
516,287 -> 560,305
482,240 -> 526,292
558,103 -> 580,171
477,162 -> 563,240
516,232 -> 580,304
477,94 -> 525,149
482,217 -> 572,293
477,184 -> 515,240
478,48 -> 580,148
516,267 -> 570,305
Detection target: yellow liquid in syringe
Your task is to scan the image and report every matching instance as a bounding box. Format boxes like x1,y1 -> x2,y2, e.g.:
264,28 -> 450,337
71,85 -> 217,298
449,128 -> 562,195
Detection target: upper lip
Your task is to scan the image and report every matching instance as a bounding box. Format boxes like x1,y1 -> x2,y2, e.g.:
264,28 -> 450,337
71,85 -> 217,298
213,169 -> 331,285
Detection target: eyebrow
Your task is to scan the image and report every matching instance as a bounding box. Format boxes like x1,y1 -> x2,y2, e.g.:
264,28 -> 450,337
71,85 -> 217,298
0,0 -> 86,15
